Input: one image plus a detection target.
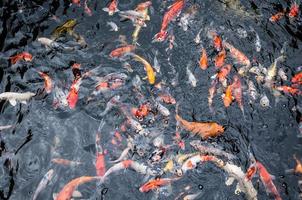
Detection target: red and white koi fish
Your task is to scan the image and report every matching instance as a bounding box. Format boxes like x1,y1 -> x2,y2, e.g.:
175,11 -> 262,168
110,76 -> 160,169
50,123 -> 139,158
84,0 -> 92,16
10,52 -> 33,64
256,162 -> 282,200
153,0 -> 185,42
139,177 -> 180,192
103,0 -> 119,15
181,154 -> 214,173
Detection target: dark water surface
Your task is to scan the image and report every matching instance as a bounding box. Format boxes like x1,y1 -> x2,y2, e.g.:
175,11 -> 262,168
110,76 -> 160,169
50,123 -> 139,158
0,0 -> 302,199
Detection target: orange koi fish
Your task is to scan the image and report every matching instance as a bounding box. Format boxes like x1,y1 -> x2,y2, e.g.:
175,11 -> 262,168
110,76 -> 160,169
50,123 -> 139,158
153,0 -> 185,42
214,49 -> 226,68
109,45 -> 135,58
95,134 -> 106,176
217,64 -> 231,86
131,103 -> 151,119
276,86 -> 301,95
51,158 -> 82,166
256,162 -> 282,200
139,177 -> 179,192
213,34 -> 223,52
288,2 -> 299,18
38,71 -> 52,93
223,85 -> 233,107
103,0 -> 119,15
269,11 -> 285,22
10,52 -> 33,64
199,48 -> 208,70
55,176 -> 98,200
294,155 -> 302,174
72,0 -> 80,6
67,78 -> 82,109
231,75 -> 244,115
135,1 -> 152,11
291,72 -> 302,85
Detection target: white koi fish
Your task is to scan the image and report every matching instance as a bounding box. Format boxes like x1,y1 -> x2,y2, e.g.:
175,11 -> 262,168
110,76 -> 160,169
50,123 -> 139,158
0,92 -> 35,106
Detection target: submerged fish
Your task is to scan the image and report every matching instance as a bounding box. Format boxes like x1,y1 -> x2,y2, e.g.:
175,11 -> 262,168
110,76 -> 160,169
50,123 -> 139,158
0,92 -> 35,106
107,21 -> 119,31
51,19 -> 77,39
103,0 -> 119,15
132,54 -> 156,85
10,52 -> 33,64
186,63 -> 197,87
32,169 -> 55,200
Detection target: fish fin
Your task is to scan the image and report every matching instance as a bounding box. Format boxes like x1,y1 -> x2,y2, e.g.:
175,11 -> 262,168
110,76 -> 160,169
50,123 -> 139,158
52,193 -> 57,200
20,100 -> 27,104
9,99 -> 17,106
102,8 -> 109,12
270,174 -> 276,180
72,190 -> 82,198
225,177 -> 235,186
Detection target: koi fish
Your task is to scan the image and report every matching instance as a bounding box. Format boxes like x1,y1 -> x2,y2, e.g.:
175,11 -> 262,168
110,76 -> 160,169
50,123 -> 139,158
131,102 -> 151,119
212,159 -> 258,200
215,49 -> 226,68
269,11 -> 285,22
72,0 -> 80,5
294,155 -> 302,174
231,75 -> 244,115
256,162 -> 282,200
51,158 -> 82,166
199,48 -> 208,70
103,0 -> 119,15
164,160 -> 174,173
292,72 -> 302,85
10,52 -> 33,64
132,54 -> 156,84
67,78 -> 82,109
153,50 -> 161,73
208,31 -> 223,52
84,0 -> 92,16
216,64 -> 232,87
135,1 -> 152,12
157,93 -> 176,104
276,86 -> 300,95
265,55 -> 285,88
181,154 -> 214,173
190,140 -> 236,160
183,192 -> 202,200
109,45 -> 135,58
288,2 -> 299,18
175,114 -> 224,139
178,4 -> 199,31
37,37 -> 74,51
208,79 -> 217,111
260,94 -> 270,107
55,176 -> 98,200
99,95 -> 120,116
33,169 -> 54,200
0,125 -> 13,131
223,85 -> 233,107
107,21 -> 118,31
155,101 -> 170,117
38,71 -> 52,93
186,64 -> 197,87
95,134 -> 106,176
0,92 -> 35,106
223,41 -> 251,75
110,146 -> 131,163
139,177 -> 180,192
248,80 -> 259,103
194,27 -> 202,44
153,0 -> 185,42
278,68 -> 287,81
53,87 -> 68,108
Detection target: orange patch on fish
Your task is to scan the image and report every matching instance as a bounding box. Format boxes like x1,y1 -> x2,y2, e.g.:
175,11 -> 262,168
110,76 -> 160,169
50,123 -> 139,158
199,48 -> 208,70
